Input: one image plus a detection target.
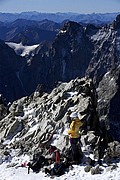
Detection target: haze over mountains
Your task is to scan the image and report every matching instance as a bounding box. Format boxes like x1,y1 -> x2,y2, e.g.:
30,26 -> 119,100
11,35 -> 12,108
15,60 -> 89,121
0,11 -> 120,24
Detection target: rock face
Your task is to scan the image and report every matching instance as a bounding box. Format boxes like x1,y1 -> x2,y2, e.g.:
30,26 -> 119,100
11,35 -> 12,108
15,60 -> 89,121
0,78 -> 100,157
97,67 -> 120,140
48,21 -> 93,83
86,24 -> 118,83
113,14 -> 120,29
0,40 -> 27,102
20,16 -> 120,94
20,21 -> 93,93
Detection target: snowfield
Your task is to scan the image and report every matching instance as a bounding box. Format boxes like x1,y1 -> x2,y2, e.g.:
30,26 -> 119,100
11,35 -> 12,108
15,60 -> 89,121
5,42 -> 39,57
0,155 -> 120,180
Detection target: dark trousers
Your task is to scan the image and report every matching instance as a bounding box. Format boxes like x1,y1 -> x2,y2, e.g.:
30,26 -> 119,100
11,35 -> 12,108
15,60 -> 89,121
70,138 -> 82,162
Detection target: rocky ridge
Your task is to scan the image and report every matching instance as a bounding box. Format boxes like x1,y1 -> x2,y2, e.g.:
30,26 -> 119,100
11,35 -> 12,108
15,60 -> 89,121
0,78 -> 98,157
0,77 -> 120,166
0,40 -> 27,102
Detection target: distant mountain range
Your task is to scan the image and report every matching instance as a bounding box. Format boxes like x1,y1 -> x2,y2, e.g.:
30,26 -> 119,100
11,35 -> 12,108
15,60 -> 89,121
0,14 -> 120,102
0,19 -> 60,45
0,12 -> 120,46
0,11 -> 120,24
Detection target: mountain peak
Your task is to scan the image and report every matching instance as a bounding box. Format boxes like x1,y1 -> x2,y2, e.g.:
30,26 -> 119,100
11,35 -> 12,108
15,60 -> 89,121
113,14 -> 120,29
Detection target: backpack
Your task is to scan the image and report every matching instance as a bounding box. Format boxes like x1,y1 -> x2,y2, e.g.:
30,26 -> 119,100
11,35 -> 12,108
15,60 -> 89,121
28,154 -> 47,173
51,162 -> 66,176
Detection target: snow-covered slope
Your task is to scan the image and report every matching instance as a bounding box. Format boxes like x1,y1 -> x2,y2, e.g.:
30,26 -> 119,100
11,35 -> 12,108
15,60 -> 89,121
0,155 -> 120,180
0,77 -> 120,180
6,42 -> 39,57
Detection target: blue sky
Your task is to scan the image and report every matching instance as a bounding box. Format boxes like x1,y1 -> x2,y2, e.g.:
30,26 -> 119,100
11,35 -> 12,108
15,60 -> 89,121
0,0 -> 120,14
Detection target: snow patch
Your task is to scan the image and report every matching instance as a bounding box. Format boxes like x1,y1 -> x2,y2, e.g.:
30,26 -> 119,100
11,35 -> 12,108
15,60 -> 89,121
63,125 -> 69,136
51,128 -> 62,146
24,108 -> 36,118
67,91 -> 78,97
0,156 -> 120,180
59,30 -> 67,34
6,42 -> 39,57
28,124 -> 39,133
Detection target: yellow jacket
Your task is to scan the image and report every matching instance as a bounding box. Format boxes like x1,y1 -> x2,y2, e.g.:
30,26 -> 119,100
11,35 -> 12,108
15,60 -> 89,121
68,118 -> 83,138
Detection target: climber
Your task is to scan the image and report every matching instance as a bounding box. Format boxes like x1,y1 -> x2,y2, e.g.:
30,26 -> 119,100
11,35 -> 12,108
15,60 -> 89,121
27,145 -> 61,174
45,145 -> 63,176
45,145 -> 71,176
27,152 -> 48,173
48,145 -> 61,164
68,112 -> 84,164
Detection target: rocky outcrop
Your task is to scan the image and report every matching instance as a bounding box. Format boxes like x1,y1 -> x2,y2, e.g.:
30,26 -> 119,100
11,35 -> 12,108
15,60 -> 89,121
5,119 -> 23,140
0,78 -> 100,157
85,24 -> 100,36
113,14 -> 120,29
48,21 -> 93,82
0,94 -> 8,120
106,141 -> 120,158
97,66 -> 120,141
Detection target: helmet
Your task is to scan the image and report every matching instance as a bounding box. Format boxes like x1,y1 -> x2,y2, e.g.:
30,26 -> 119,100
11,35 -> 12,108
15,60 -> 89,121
78,112 -> 86,120
70,112 -> 78,118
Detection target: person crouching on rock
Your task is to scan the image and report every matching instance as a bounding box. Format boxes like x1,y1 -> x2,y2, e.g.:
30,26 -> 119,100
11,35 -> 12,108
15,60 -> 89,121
49,145 -> 61,164
45,145 -> 73,176
68,112 -> 84,164
45,145 -> 65,176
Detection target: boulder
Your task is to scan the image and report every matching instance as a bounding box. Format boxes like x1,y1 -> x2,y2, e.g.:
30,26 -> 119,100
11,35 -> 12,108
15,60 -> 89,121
5,119 -> 23,140
84,165 -> 92,172
91,165 -> 101,175
104,141 -> 120,162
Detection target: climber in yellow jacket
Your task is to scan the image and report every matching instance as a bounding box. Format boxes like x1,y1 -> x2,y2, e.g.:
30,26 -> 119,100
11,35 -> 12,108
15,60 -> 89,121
68,116 -> 83,138
68,112 -> 84,164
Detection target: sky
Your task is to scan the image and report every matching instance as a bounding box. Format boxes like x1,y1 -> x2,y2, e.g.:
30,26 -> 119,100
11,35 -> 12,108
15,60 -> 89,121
0,0 -> 120,14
